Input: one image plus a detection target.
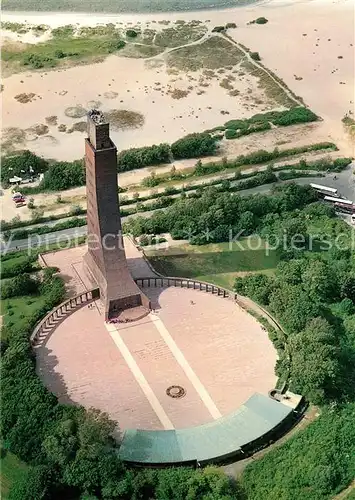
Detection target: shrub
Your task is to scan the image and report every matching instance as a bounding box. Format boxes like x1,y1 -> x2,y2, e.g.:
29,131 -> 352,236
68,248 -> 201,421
141,172 -> 161,188
250,51 -> 261,61
255,17 -> 268,24
171,132 -> 217,159
27,197 -> 35,209
332,157 -> 352,172
69,204 -> 84,216
139,234 -> 150,246
338,298 -> 354,315
102,39 -> 126,53
224,108 -> 318,133
54,49 -> 66,58
224,119 -> 249,131
117,143 -> 171,172
0,274 -> 39,299
226,22 -> 237,29
278,171 -> 319,180
272,107 -> 318,126
126,29 -> 138,37
234,168 -> 277,191
212,25 -> 225,33
22,53 -> 56,69
225,129 -> 238,139
0,257 -> 35,279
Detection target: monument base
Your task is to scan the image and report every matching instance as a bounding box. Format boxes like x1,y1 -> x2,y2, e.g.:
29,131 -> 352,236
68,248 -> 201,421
83,252 -> 150,321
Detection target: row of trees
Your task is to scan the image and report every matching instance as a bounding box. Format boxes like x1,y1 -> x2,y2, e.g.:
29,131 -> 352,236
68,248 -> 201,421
117,132 -> 218,172
123,183 -> 319,242
40,160 -> 85,191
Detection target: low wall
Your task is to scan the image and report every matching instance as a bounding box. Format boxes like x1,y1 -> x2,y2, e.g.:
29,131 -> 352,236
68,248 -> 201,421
135,276 -> 236,300
30,288 -> 100,346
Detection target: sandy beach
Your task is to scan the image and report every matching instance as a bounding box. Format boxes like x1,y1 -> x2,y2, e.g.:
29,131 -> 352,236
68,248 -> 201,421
2,0 -> 354,159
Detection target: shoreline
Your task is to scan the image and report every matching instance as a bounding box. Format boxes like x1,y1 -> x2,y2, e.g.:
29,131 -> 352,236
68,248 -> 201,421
2,0 -> 351,28
1,0 -> 316,28
2,0 -> 354,164
1,0 -> 268,18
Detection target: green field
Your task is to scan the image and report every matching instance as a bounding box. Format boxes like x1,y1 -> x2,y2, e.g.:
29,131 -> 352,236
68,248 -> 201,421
1,295 -> 48,340
0,450 -> 29,500
146,237 -> 279,289
2,0 -> 258,13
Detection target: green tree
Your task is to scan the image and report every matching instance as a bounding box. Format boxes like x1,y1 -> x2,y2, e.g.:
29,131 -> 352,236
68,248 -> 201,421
1,150 -> 48,186
289,317 -> 339,403
301,260 -> 339,303
41,160 -> 85,191
186,467 -> 240,500
8,465 -> 57,500
235,273 -> 274,306
171,133 -> 217,159
0,273 -> 38,299
269,284 -> 321,333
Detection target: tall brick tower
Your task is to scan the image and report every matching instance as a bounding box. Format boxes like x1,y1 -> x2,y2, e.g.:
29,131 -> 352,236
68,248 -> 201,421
83,109 -> 149,320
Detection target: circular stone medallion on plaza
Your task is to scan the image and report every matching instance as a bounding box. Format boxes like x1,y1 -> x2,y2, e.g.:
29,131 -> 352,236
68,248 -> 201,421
36,284 -> 277,432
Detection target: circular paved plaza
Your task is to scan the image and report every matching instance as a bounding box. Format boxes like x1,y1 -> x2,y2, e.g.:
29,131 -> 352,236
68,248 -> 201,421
36,286 -> 277,431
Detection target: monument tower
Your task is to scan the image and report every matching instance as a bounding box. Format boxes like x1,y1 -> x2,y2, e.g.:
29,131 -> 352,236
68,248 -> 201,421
84,109 -> 149,320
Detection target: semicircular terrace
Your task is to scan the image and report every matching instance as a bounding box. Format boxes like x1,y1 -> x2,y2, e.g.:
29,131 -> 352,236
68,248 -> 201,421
33,276 -> 303,465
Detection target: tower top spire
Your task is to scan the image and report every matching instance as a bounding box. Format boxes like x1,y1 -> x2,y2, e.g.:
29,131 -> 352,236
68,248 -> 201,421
87,109 -> 111,150
88,109 -> 107,125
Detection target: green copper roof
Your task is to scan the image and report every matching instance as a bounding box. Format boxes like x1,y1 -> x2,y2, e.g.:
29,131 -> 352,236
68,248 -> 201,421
119,393 -> 292,464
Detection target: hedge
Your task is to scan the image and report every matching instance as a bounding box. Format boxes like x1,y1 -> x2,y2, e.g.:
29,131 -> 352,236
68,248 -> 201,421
117,143 -> 171,172
224,107 -> 318,131
5,217 -> 87,241
171,132 -> 218,159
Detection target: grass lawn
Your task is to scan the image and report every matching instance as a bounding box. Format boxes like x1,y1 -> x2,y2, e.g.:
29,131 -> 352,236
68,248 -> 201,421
146,237 -> 279,288
0,295 -> 48,340
0,449 -> 29,499
166,35 -> 244,71
0,254 -> 37,276
2,27 -> 126,74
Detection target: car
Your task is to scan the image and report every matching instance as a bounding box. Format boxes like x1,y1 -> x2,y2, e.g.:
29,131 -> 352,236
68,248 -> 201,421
14,196 -> 26,205
12,192 -> 24,201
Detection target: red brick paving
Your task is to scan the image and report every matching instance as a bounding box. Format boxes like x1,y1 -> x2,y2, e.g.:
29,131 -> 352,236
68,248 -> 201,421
36,302 -> 162,431
119,318 -> 212,429
148,287 -> 277,416
36,286 -> 277,430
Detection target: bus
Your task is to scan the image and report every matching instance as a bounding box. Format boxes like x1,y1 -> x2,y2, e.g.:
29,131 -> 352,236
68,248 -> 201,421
324,196 -> 355,214
310,183 -> 339,197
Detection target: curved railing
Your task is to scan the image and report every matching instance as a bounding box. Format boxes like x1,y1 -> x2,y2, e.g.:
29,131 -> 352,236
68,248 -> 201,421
134,276 -> 236,300
30,288 -> 100,346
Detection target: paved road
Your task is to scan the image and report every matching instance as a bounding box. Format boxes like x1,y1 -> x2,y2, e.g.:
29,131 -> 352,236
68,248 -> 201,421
0,210 -> 154,254
2,168 -> 354,255
236,167 -> 355,200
